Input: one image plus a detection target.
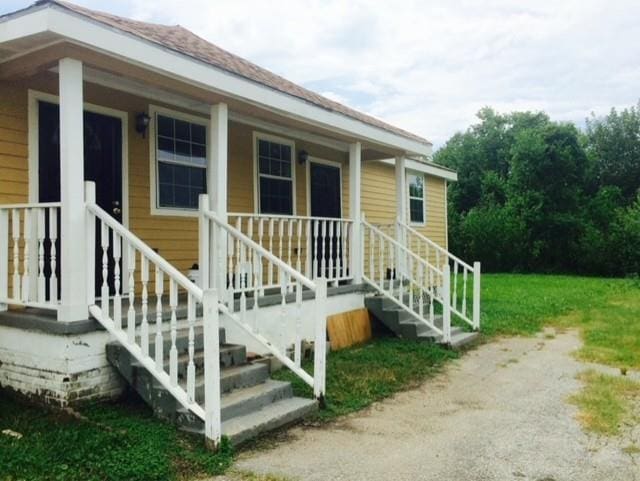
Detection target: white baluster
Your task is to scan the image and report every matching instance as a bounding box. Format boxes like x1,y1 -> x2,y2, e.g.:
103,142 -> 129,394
342,221 -> 349,279
155,267 -> 164,371
294,280 -> 302,368
12,210 -> 21,301
462,267 -> 468,317
305,219 -> 312,278
277,220 -> 284,285
252,252 -> 261,333
112,231 -> 122,331
140,256 -> 150,356
36,209 -> 45,302
268,219 -> 274,286
127,244 -> 136,343
378,232 -> 384,286
328,221 -> 334,283
320,220 -> 327,279
418,263 -> 424,318
21,209 -> 31,302
48,208 -> 58,303
187,293 -> 196,401
369,226 -> 375,280
226,231 -> 234,308
100,220 -> 109,320
452,261 -> 458,312
296,219 -> 302,273
280,270 -> 288,355
286,219 -> 293,268
334,221 -> 341,283
312,220 -> 319,279
429,268 -> 435,323
169,279 -> 178,387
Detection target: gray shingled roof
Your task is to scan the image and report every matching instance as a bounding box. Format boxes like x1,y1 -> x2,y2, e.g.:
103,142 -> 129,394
29,0 -> 430,146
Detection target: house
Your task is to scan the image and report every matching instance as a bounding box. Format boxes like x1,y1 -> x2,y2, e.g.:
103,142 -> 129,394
0,0 -> 480,446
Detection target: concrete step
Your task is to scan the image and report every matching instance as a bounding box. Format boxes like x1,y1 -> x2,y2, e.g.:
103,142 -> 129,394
449,331 -> 480,350
177,379 -> 294,429
222,397 -> 318,445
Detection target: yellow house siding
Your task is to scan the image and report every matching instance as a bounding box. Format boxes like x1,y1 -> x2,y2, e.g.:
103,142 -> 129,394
0,81 -> 29,205
361,161 -> 448,249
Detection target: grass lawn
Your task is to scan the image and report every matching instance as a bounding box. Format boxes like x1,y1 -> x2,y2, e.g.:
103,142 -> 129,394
1,274 -> 639,480
0,393 -> 233,481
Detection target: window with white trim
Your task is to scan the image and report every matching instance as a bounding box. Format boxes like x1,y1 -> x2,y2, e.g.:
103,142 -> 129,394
408,172 -> 425,224
257,136 -> 294,215
155,113 -> 207,210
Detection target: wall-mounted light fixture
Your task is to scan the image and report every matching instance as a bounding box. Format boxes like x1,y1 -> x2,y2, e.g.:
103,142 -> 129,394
298,149 -> 309,165
135,112 -> 151,138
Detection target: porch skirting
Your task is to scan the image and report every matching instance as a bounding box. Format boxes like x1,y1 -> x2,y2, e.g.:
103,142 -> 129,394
0,316 -> 125,405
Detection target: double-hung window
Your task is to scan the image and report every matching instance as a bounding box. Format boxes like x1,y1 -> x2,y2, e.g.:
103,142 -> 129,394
408,172 -> 425,224
256,135 -> 294,215
155,112 -> 207,211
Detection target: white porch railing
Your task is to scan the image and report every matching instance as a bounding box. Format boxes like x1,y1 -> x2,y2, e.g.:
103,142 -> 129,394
227,213 -> 353,288
362,216 -> 451,341
395,220 -> 480,330
0,203 -> 61,310
202,201 -> 328,400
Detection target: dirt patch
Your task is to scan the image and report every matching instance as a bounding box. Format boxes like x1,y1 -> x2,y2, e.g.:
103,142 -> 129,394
228,331 -> 639,481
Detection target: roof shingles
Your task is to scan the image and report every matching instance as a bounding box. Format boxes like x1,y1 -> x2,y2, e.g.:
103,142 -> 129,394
33,0 -> 430,146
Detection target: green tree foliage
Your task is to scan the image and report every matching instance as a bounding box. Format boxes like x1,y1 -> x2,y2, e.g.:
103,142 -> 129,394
435,104 -> 640,276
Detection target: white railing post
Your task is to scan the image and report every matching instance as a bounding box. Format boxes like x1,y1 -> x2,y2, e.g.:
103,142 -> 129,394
473,261 -> 481,330
395,156 -> 407,277
442,263 -> 451,344
203,288 -> 221,450
198,194 -> 210,290
313,277 -> 328,403
85,182 -> 96,305
58,57 -> 87,321
0,209 -> 7,311
349,142 -> 362,283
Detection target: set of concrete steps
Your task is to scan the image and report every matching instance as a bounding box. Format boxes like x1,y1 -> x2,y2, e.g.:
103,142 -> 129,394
365,296 -> 479,349
106,326 -> 316,445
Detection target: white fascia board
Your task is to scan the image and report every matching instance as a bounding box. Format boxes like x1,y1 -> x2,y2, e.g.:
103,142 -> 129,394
379,158 -> 458,182
0,7 -> 50,43
3,5 -> 431,156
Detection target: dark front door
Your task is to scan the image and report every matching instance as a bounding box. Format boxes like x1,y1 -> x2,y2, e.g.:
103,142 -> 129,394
38,101 -> 123,297
309,161 -> 342,278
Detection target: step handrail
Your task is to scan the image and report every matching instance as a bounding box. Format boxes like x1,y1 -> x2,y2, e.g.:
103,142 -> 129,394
395,219 -> 480,330
397,219 -> 473,271
85,182 -> 222,448
361,218 -> 449,340
200,199 -> 328,401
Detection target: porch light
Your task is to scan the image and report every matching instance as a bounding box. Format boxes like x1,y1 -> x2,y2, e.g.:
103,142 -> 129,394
298,149 -> 309,164
135,112 -> 151,137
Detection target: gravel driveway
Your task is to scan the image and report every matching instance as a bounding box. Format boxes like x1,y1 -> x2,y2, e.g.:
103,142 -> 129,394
225,330 -> 639,481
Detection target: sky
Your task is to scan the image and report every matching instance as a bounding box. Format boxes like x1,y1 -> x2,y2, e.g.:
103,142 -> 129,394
2,0 -> 639,148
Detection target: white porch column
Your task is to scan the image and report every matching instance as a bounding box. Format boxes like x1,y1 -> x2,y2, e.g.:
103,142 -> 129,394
349,142 -> 362,283
207,103 -> 228,292
58,58 -> 87,321
395,156 -> 407,276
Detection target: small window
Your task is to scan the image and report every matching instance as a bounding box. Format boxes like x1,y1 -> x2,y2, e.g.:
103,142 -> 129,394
155,113 -> 207,210
408,173 -> 425,224
257,137 -> 294,215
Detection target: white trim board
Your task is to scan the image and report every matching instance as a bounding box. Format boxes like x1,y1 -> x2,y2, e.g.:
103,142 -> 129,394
306,157 -> 344,218
0,5 -> 432,156
379,157 -> 458,182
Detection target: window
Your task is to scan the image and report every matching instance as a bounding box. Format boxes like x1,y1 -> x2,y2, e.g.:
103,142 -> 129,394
256,136 -> 294,215
408,172 -> 425,224
155,113 -> 207,210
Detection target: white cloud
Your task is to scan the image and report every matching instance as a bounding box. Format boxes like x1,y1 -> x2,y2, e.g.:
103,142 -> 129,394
5,0 -> 639,148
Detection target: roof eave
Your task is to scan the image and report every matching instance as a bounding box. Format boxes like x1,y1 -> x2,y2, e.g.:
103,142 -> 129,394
0,3 -> 432,156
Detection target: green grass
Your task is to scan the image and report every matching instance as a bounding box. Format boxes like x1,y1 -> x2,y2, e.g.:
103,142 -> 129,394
0,393 -> 233,481
478,274 -> 640,369
273,337 -> 457,421
569,370 -> 640,435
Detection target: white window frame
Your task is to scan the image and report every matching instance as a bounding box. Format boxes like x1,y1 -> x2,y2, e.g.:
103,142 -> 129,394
253,131 -> 297,215
407,170 -> 426,226
149,104 -> 209,217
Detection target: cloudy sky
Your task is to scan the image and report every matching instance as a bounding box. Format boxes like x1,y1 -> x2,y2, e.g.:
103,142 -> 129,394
2,0 -> 639,148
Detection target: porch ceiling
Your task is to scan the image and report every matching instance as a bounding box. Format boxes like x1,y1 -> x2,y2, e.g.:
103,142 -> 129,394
0,40 -> 399,161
